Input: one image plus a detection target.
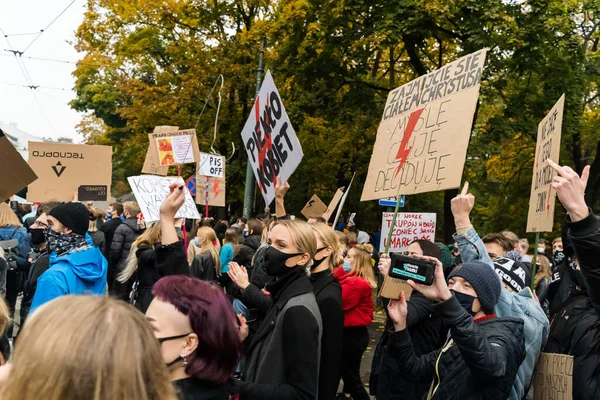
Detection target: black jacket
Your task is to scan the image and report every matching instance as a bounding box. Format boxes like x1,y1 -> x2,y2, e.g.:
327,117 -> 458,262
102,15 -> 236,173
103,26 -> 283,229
389,296 -> 525,400
191,251 -> 219,282
88,230 -> 106,254
233,235 -> 262,272
309,269 -> 344,400
21,250 -> 50,321
173,377 -> 229,400
110,218 -> 141,272
100,218 -> 122,260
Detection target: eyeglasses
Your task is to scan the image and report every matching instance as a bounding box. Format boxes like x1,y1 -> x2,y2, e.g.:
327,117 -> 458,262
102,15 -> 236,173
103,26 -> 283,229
31,221 -> 48,228
157,332 -> 192,344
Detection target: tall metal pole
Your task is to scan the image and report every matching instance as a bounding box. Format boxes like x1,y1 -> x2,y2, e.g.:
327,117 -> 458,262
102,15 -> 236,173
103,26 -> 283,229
242,38 -> 266,219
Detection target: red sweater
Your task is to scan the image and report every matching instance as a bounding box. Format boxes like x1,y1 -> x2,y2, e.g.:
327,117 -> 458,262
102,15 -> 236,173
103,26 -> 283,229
334,267 -> 374,327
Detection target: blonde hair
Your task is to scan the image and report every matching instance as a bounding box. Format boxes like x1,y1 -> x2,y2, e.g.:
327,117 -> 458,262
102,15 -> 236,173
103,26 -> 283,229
118,222 -> 162,283
534,254 -> 552,287
0,296 -> 11,340
311,223 -> 344,270
197,227 -> 221,276
123,201 -> 141,218
272,219 -> 317,270
0,203 -> 21,227
349,243 -> 377,288
518,238 -> 529,253
1,296 -> 176,400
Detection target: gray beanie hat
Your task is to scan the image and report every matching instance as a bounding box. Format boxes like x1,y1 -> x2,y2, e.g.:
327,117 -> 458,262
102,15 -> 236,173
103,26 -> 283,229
448,262 -> 501,313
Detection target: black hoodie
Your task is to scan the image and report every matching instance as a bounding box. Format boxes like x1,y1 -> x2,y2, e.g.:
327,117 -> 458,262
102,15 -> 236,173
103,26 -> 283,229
233,235 -> 262,274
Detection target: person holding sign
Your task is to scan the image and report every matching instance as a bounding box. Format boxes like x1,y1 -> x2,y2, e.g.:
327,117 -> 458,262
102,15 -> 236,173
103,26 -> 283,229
387,257 -> 525,399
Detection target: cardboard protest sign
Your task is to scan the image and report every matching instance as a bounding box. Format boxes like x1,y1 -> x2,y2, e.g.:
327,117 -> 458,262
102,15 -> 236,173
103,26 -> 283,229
323,187 -> 345,221
379,276 -> 413,300
142,126 -> 178,176
199,153 -> 224,178
0,130 -> 38,202
379,212 -> 436,253
526,95 -> 565,233
154,128 -> 200,167
361,49 -> 487,201
301,194 -> 328,219
240,70 -> 303,206
333,172 -> 356,228
127,175 -> 201,223
533,352 -> 573,400
27,142 -> 112,202
196,158 -> 226,207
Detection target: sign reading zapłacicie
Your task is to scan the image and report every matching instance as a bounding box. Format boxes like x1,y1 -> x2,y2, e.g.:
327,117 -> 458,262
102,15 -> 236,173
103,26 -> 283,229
240,70 -> 303,206
361,49 -> 487,201
27,142 -> 112,202
526,95 -> 565,233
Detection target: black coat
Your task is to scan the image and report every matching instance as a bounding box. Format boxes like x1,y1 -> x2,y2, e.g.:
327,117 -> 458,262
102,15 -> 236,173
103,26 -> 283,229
233,235 -> 261,272
100,218 -> 122,260
309,269 -> 344,400
110,218 -> 141,272
88,230 -> 106,254
191,251 -> 219,282
173,377 -> 229,400
21,250 -> 50,321
389,296 -> 525,400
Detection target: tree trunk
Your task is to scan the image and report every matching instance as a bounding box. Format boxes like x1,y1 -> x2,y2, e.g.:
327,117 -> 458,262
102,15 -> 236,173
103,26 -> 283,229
443,189 -> 458,243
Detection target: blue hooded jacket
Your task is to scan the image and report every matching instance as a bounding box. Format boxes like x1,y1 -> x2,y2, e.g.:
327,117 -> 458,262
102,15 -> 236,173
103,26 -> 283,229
30,234 -> 107,314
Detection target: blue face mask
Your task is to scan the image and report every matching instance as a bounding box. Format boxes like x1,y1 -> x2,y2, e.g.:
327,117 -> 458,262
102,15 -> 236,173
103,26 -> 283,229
194,237 -> 199,247
343,260 -> 352,272
242,230 -> 248,239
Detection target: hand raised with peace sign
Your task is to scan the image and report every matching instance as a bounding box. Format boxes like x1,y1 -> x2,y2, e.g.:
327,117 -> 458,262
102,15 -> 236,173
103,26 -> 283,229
546,159 -> 590,222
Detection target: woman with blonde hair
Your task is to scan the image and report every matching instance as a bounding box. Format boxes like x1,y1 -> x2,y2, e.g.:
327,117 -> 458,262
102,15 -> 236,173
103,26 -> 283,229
0,295 -> 176,400
534,254 -> 552,309
190,227 -> 221,282
335,242 -> 376,400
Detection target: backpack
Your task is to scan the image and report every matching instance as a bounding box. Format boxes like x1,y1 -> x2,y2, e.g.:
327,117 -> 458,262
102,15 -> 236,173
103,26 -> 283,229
0,227 -> 22,271
545,292 -> 594,354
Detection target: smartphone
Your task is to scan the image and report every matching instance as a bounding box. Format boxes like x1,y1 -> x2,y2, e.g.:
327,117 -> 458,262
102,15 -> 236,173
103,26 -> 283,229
389,254 -> 435,285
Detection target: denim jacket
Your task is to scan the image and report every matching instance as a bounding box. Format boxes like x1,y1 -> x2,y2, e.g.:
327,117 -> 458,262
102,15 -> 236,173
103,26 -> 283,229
454,227 -> 549,400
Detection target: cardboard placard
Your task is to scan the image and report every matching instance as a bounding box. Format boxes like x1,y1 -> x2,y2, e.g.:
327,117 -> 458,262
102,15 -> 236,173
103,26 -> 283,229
27,142 -> 112,202
199,153 -> 225,178
196,158 -> 227,207
301,194 -> 328,219
526,95 -> 565,233
142,126 -> 178,175
0,130 -> 38,202
154,128 -> 200,166
323,187 -> 345,221
78,185 -> 108,201
380,212 -> 436,253
379,276 -> 413,300
533,352 -> 573,400
240,70 -> 303,206
127,175 -> 201,223
361,49 -> 487,201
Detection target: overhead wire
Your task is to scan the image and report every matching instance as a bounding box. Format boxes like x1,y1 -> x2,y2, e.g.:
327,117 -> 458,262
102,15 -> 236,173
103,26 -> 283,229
22,0 -> 78,54
0,52 -> 76,64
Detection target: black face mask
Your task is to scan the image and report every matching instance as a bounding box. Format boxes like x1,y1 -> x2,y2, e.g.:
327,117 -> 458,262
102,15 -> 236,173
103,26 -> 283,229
452,289 -> 478,317
30,229 -> 45,245
265,246 -> 304,277
311,246 -> 328,270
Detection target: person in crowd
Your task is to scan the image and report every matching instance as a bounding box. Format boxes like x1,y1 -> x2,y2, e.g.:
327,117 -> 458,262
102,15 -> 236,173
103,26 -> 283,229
21,203 -> 37,229
346,231 -> 357,248
387,257 -> 526,399
88,208 -> 106,254
214,219 -> 229,243
231,217 -> 247,234
538,238 -> 549,255
110,201 -> 142,300
219,228 -> 238,298
233,219 -> 263,274
0,203 -> 31,318
307,214 -> 327,224
1,295 -> 177,400
95,208 -> 106,231
518,238 -> 532,262
501,230 -> 520,250
30,202 -> 108,314
190,227 -> 221,282
236,219 -> 321,400
100,202 -> 123,287
334,243 -> 376,400
450,182 -> 548,400
492,256 -> 530,294
310,222 -> 344,400
552,237 -> 563,252
147,276 -> 243,400
335,215 -> 346,232
337,231 -> 349,252
481,232 -> 513,260
533,254 -> 552,312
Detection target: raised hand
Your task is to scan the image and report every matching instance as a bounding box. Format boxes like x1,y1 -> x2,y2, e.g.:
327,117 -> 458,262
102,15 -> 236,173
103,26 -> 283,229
451,181 -> 475,228
160,182 -> 185,222
378,253 -> 391,276
237,313 -> 249,341
388,291 -> 409,331
228,261 -> 250,290
275,181 -> 290,199
406,256 -> 452,303
546,159 -> 590,222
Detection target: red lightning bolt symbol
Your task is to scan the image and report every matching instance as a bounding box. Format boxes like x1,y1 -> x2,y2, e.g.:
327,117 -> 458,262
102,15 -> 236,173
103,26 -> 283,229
256,93 -> 277,187
393,108 -> 425,179
213,179 -> 221,198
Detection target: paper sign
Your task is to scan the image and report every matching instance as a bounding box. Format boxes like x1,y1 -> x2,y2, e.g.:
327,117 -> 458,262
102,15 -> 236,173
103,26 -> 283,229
361,49 -> 487,201
196,175 -> 226,207
0,130 -> 38,202
380,212 -> 437,253
526,95 -> 565,233
333,172 -> 356,228
533,352 -> 573,400
142,126 -> 178,175
323,187 -> 345,221
127,175 -> 201,223
379,276 -> 413,300
301,194 -> 328,219
27,142 -> 112,202
155,129 -> 200,166
240,70 -> 303,206
199,153 -> 225,178
78,185 -> 108,201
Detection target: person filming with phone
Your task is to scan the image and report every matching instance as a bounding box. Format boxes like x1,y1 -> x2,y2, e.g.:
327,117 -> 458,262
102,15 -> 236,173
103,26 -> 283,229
386,255 -> 525,399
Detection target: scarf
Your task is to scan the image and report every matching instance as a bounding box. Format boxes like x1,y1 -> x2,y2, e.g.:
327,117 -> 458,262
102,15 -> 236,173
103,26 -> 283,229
44,228 -> 88,256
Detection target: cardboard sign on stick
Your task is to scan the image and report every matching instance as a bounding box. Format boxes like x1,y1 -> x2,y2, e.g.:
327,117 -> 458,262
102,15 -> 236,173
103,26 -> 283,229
127,175 -> 201,223
196,158 -> 226,207
361,49 -> 487,201
526,95 -> 565,233
142,126 -> 178,175
240,70 -> 303,206
533,352 -> 573,400
27,142 -> 112,202
323,187 -> 345,221
0,130 -> 38,202
155,129 -> 200,167
199,153 -> 225,178
301,194 -> 328,219
380,212 -> 437,253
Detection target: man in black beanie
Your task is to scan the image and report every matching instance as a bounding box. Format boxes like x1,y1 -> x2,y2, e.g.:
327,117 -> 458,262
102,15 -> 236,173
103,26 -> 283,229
29,202 -> 108,314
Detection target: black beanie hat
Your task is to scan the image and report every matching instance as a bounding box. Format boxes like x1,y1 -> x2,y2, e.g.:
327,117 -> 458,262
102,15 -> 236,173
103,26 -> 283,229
493,257 -> 530,293
448,262 -> 501,313
49,203 -> 90,236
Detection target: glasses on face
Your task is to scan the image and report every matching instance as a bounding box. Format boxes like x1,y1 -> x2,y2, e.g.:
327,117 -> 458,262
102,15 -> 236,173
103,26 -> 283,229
157,332 -> 192,344
32,221 -> 48,229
